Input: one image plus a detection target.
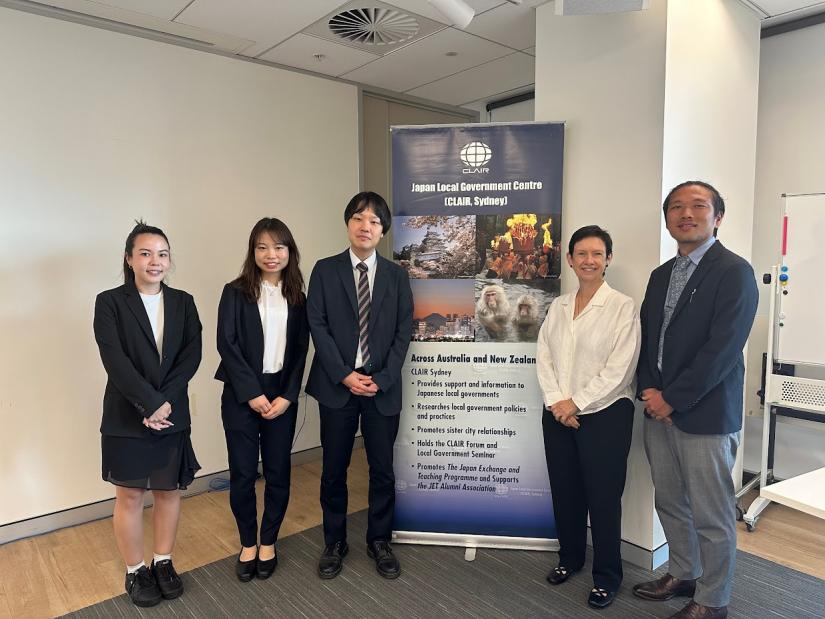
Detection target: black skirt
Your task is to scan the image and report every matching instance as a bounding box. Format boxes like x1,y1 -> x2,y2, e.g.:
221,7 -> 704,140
101,429 -> 200,491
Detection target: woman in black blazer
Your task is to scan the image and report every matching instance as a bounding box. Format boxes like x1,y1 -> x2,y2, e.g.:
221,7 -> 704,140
215,218 -> 309,582
93,222 -> 202,608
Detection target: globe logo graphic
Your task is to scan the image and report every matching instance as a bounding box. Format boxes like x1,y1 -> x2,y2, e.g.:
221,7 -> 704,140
460,141 -> 492,167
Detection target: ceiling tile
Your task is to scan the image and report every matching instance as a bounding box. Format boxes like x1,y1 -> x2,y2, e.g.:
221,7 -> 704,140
756,0 -> 825,17
32,0 -> 253,51
89,0 -> 192,20
340,26 -> 513,92
383,0 -> 503,25
259,33 -> 379,77
175,0 -> 345,58
464,0 -> 538,49
302,0 -> 446,57
406,50 -> 534,105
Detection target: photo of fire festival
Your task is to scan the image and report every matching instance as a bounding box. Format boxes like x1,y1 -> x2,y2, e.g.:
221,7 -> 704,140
474,214 -> 560,343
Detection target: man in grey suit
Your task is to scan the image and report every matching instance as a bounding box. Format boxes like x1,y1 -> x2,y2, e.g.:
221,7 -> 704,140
634,181 -> 758,619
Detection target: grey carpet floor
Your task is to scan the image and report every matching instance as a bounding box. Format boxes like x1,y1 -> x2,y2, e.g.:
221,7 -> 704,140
66,510 -> 825,619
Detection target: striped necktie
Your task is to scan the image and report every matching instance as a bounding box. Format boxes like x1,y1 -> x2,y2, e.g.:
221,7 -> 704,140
356,262 -> 371,368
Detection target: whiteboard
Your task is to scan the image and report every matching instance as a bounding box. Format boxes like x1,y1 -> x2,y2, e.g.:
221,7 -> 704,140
776,194 -> 825,366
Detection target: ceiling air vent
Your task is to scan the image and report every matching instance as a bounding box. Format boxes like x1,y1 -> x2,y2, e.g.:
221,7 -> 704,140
328,7 -> 420,46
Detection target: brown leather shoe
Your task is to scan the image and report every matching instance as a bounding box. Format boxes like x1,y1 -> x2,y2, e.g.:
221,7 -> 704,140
668,601 -> 728,619
633,573 -> 696,601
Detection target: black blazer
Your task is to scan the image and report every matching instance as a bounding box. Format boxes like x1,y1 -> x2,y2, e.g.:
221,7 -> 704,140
306,250 -> 413,416
94,282 -> 202,438
214,283 -> 309,415
637,241 -> 758,435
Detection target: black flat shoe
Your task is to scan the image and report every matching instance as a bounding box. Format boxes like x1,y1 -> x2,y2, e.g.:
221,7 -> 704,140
588,587 -> 616,609
256,550 -> 278,580
318,541 -> 349,579
546,565 -> 577,585
235,550 -> 258,582
367,540 -> 401,579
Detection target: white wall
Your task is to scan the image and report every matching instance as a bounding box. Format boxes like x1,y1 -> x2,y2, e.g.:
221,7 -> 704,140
661,0 -> 760,263
535,0 -> 761,554
661,0 -> 761,489
744,22 -> 825,478
0,7 -> 359,525
489,98 -> 535,123
535,0 -> 669,552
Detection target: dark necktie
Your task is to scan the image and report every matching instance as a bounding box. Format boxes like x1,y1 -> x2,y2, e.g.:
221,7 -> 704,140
356,262 -> 371,368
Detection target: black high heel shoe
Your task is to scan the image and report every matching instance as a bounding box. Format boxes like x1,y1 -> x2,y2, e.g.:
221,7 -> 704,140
256,547 -> 277,580
235,548 -> 258,582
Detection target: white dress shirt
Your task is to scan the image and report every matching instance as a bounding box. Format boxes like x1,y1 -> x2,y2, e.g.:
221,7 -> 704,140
259,281 -> 288,374
350,249 -> 376,369
536,281 -> 641,415
139,290 -> 164,357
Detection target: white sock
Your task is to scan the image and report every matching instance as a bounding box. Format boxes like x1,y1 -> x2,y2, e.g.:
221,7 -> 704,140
126,561 -> 145,574
153,553 -> 172,564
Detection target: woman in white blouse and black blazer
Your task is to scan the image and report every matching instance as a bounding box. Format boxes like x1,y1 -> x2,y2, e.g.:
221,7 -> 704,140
215,218 -> 309,582
536,225 -> 641,610
94,222 -> 202,608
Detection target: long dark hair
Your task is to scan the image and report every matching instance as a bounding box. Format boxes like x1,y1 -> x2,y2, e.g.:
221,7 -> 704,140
123,220 -> 170,284
232,218 -> 304,306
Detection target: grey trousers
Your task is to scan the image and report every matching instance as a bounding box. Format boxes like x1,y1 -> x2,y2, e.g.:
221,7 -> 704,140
644,417 -> 740,607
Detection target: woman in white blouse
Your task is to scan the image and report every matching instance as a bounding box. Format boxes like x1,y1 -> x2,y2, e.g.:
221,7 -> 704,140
94,222 -> 202,608
536,225 -> 641,610
215,218 -> 309,582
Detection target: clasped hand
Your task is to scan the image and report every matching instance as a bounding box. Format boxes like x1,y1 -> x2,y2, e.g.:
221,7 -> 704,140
248,395 -> 291,419
342,371 -> 378,397
641,388 -> 673,424
143,401 -> 173,431
549,399 -> 580,429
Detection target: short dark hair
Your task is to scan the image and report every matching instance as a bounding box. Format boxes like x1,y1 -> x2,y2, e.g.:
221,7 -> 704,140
568,225 -> 613,257
662,180 -> 725,218
344,191 -> 391,233
123,220 -> 170,284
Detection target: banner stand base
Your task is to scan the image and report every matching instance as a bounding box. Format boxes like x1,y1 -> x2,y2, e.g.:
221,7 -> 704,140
392,530 -> 560,553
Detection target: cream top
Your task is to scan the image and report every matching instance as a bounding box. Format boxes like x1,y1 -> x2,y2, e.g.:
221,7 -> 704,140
536,282 -> 640,415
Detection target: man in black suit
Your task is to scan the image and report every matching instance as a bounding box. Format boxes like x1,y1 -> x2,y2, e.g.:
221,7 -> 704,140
633,182 -> 758,619
306,191 -> 413,579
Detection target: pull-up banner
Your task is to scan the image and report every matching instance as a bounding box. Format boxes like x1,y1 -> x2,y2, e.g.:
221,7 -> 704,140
391,122 -> 564,549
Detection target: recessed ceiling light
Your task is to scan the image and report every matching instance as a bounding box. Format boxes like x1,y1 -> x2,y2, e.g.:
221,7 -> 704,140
445,51 -> 459,57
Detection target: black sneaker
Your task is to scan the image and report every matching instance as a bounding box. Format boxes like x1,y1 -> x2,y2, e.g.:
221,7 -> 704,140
151,559 -> 184,599
125,565 -> 162,607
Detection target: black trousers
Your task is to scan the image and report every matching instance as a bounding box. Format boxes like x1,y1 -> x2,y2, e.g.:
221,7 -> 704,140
319,395 -> 399,545
222,372 -> 297,548
542,397 -> 634,590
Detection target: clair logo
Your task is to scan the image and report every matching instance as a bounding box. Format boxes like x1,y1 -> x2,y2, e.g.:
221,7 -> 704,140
460,141 -> 491,174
